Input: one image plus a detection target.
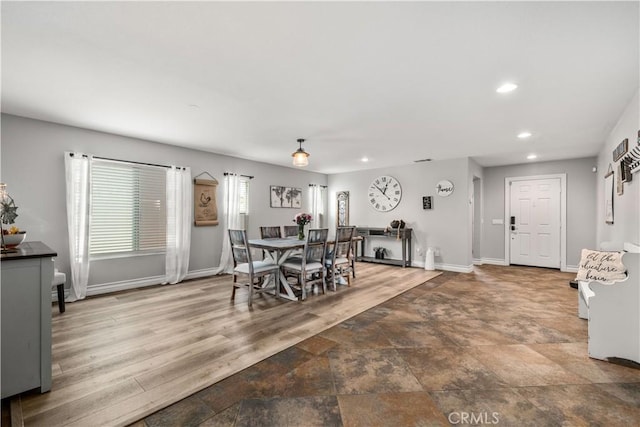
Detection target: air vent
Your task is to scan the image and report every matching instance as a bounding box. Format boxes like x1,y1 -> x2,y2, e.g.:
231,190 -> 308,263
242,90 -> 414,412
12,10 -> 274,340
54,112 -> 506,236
414,158 -> 432,163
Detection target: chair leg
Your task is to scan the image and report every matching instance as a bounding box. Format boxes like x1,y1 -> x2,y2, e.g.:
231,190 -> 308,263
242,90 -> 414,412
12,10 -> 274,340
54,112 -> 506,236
56,284 -> 65,313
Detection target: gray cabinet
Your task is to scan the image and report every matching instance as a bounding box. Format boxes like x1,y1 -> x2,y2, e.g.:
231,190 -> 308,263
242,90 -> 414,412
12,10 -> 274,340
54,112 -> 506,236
1,242 -> 56,398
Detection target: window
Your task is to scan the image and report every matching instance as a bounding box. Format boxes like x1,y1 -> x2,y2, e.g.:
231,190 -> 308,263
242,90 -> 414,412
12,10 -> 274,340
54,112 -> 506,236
90,159 -> 166,256
238,177 -> 250,214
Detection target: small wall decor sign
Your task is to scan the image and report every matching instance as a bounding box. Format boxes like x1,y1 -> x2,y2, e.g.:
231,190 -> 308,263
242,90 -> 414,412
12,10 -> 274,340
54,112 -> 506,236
422,196 -> 433,210
613,138 -> 628,162
270,186 -> 302,208
436,180 -> 454,197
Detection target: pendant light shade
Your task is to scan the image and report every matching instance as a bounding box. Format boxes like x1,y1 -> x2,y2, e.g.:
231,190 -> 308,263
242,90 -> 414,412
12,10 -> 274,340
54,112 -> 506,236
292,138 -> 309,167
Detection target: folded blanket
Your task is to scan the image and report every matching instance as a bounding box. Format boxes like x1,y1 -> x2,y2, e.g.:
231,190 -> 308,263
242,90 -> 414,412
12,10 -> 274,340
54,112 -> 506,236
576,249 -> 627,285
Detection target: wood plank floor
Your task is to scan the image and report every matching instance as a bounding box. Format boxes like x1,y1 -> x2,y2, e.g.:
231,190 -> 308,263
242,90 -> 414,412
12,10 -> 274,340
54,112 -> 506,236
16,263 -> 440,426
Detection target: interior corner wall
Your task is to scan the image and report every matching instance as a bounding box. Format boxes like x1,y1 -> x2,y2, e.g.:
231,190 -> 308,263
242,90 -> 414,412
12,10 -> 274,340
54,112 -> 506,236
596,89 -> 640,247
468,158 -> 484,262
0,114 -> 327,292
327,158 -> 472,271
482,157 -> 597,268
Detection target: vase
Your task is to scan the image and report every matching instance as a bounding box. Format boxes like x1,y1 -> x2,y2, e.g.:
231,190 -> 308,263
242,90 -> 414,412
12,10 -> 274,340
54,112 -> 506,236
297,224 -> 305,240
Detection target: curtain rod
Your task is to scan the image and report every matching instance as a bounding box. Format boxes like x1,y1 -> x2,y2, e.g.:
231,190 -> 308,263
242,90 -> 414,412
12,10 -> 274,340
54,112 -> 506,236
309,184 -> 327,188
224,172 -> 254,179
69,152 -> 185,170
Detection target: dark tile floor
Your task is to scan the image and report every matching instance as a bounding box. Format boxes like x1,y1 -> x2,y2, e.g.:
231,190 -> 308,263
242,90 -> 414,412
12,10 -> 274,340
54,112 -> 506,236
136,266 -> 640,426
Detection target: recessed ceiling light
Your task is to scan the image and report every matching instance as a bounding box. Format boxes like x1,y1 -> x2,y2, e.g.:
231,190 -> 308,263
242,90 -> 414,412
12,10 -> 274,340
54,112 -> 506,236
496,82 -> 518,93
361,157 -> 369,162
527,154 -> 537,160
518,132 -> 532,139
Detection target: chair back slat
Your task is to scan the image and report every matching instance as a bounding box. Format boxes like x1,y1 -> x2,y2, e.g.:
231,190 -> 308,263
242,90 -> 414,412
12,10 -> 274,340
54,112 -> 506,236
305,229 -> 329,263
260,226 -> 282,239
333,226 -> 355,258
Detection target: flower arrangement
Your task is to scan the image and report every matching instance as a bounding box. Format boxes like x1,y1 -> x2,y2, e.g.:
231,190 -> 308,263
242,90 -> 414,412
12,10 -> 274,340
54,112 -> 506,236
294,212 -> 312,226
293,213 -> 312,240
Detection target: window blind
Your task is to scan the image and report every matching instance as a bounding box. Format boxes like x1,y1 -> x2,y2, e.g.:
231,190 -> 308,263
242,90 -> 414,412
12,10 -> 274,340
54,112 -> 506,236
238,177 -> 250,214
90,160 -> 167,256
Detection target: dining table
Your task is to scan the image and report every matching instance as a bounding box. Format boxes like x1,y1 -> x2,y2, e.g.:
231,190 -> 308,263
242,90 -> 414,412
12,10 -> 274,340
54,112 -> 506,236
248,234 -> 362,302
248,237 -> 306,301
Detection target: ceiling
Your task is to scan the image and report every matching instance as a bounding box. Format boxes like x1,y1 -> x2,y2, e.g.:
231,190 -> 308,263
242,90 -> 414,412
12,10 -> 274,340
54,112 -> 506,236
2,1 -> 638,174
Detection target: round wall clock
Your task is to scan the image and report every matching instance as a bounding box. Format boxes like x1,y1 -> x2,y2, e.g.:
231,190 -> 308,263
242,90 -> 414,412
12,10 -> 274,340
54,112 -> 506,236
368,175 -> 402,211
436,179 -> 454,197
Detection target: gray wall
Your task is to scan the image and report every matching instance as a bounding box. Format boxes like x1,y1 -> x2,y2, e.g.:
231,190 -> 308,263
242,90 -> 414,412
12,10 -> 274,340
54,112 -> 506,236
596,89 -> 640,247
482,157 -> 598,267
328,158 -> 472,271
1,114 -> 327,289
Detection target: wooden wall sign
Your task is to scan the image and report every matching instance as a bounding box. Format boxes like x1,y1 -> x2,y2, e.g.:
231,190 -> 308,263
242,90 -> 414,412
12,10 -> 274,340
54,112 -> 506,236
194,178 -> 218,226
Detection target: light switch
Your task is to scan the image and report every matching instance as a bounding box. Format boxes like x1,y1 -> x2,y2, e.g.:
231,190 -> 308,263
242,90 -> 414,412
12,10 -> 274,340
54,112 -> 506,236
492,219 -> 504,225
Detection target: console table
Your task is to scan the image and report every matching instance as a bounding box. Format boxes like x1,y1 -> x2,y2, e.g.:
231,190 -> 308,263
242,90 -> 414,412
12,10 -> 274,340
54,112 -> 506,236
355,227 -> 412,267
1,241 -> 56,398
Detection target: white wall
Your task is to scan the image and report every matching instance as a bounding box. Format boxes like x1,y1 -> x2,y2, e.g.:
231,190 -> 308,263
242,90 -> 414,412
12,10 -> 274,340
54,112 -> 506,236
1,114 -> 327,292
596,89 -> 640,247
328,158 -> 472,271
482,157 -> 598,268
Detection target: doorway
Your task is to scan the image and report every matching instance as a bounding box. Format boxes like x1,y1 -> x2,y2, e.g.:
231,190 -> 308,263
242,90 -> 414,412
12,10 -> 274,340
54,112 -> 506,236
504,174 -> 567,270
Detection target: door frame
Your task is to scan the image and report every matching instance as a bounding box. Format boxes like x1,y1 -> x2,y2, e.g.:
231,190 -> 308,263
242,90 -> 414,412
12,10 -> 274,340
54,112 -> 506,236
504,173 -> 567,271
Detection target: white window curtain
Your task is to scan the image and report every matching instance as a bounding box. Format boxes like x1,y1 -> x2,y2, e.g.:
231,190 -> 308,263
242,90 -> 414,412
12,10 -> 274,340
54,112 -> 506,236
64,152 -> 92,301
309,184 -> 327,229
214,173 -> 244,274
165,166 -> 192,284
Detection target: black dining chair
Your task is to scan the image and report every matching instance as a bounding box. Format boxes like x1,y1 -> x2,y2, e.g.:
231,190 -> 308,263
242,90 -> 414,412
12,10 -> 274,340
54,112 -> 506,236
228,229 -> 280,307
281,228 -> 329,300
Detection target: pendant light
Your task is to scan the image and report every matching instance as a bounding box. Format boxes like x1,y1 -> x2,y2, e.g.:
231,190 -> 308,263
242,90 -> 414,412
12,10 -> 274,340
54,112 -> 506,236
292,138 -> 309,167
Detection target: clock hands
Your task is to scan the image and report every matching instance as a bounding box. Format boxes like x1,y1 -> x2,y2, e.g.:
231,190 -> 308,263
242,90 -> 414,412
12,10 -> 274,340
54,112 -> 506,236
373,184 -> 391,200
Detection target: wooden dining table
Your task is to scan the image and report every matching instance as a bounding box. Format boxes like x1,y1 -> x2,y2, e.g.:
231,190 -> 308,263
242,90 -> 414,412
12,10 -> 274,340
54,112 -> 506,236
248,237 -> 305,301
248,234 -> 362,302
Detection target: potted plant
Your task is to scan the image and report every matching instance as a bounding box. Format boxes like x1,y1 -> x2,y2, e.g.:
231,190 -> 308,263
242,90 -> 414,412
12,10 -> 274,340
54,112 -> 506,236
373,247 -> 387,260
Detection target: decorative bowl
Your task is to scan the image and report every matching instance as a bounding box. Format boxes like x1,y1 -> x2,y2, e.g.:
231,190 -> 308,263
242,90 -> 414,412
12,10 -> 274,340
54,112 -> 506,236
3,232 -> 26,248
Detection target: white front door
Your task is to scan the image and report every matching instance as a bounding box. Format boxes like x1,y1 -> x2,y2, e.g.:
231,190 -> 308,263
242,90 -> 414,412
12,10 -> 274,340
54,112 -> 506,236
509,178 -> 561,268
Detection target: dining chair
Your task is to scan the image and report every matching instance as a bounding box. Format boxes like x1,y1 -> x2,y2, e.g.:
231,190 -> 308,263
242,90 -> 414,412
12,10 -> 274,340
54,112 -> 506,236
283,225 -> 298,238
259,226 -> 282,239
228,229 -> 280,307
325,226 -> 356,291
281,228 -> 329,300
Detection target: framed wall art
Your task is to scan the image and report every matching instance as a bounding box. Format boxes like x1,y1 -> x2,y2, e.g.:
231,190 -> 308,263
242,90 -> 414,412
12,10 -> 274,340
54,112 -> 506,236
604,167 -> 614,224
613,138 -> 628,162
422,196 -> 433,210
194,176 -> 219,226
270,186 -> 302,208
336,191 -> 349,226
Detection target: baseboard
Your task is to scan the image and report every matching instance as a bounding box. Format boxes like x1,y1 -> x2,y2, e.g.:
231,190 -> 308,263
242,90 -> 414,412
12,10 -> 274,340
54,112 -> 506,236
86,275 -> 167,296
480,257 -> 509,266
564,265 -> 579,273
185,268 -> 221,280
83,269 -> 224,297
472,258 -> 482,265
435,263 -> 474,273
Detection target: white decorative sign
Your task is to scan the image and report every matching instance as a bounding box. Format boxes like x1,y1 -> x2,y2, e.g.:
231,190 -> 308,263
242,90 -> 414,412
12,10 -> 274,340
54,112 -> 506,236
436,180 -> 454,197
